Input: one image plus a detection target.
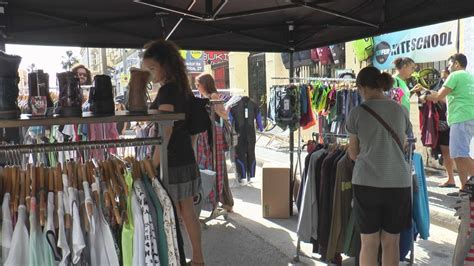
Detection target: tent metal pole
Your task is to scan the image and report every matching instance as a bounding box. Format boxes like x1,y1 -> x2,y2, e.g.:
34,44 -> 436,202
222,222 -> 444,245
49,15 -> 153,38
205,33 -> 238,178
166,0 -> 196,40
289,50 -> 294,217
294,1 -> 379,29
213,5 -> 299,21
134,0 -> 203,20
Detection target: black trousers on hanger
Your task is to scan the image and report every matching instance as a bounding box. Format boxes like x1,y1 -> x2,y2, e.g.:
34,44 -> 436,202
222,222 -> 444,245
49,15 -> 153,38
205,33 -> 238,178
235,137 -> 256,181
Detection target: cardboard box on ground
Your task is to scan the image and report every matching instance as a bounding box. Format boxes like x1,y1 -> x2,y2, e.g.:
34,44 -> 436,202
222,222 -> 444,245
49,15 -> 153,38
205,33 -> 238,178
261,164 -> 290,218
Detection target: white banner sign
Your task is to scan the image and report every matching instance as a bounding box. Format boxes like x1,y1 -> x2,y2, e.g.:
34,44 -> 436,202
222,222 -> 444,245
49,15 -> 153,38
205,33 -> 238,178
373,21 -> 458,69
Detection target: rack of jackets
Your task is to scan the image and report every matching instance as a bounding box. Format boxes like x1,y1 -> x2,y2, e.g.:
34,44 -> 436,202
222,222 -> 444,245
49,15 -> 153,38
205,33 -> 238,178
294,133 -> 429,264
310,80 -> 360,136
268,78 -> 359,135
295,134 -> 357,264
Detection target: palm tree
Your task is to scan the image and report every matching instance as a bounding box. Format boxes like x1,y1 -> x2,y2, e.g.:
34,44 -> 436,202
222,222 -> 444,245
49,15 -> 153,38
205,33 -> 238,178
61,50 -> 79,71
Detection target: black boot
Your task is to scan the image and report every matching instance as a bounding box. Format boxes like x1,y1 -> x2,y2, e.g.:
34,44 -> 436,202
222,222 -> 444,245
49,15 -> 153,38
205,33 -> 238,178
28,70 -> 54,116
89,75 -> 115,115
55,72 -> 83,117
0,51 -> 22,119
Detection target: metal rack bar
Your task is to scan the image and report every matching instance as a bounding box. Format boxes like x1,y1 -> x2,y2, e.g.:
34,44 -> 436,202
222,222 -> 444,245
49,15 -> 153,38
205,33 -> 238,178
0,137 -> 162,154
271,76 -> 356,82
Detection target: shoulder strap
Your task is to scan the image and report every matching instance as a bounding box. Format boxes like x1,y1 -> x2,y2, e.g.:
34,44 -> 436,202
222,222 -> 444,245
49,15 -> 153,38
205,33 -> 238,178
360,103 -> 404,153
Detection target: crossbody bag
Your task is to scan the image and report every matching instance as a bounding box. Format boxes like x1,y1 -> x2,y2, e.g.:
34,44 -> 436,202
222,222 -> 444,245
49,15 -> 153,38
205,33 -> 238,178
360,103 -> 418,192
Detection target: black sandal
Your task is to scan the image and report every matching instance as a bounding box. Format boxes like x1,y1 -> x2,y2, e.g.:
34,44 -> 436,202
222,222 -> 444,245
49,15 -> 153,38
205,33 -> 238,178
438,183 -> 457,188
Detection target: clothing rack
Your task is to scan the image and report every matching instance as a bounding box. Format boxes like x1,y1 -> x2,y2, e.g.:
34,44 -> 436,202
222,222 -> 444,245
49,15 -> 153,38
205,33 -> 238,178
270,76 -> 358,217
0,137 -> 162,154
0,110 -> 183,187
271,77 -> 356,82
293,132 -> 350,264
294,132 -> 418,265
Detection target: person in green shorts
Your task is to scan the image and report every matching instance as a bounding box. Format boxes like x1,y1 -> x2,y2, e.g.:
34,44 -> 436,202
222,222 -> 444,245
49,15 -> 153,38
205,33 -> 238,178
422,53 -> 474,193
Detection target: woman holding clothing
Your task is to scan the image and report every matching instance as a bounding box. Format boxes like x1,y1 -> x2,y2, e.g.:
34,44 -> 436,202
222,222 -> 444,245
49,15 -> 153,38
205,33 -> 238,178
347,66 -> 412,266
195,73 -> 234,212
143,40 -> 204,265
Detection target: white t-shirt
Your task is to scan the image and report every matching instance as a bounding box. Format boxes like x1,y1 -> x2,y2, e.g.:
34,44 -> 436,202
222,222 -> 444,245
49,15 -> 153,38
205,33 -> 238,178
132,192 -> 146,266
57,190 -> 70,266
1,193 -> 13,263
45,192 -> 61,262
69,187 -> 85,264
5,205 -> 29,265
88,204 -> 120,266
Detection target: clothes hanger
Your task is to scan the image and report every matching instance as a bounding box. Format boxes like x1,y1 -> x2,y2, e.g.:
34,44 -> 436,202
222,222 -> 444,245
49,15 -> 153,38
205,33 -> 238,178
39,164 -> 47,226
101,160 -> 122,225
12,165 -> 19,215
76,162 -> 91,232
19,170 -> 26,207
143,159 -> 157,180
104,160 -> 122,201
99,161 -> 112,209
63,162 -> 72,230
54,163 -> 62,226
79,163 -> 94,222
104,159 -> 126,219
26,164 -> 33,212
111,158 -> 129,197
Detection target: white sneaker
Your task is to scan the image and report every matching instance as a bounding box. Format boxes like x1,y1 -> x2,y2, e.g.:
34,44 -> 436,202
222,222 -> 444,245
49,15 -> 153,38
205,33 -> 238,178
239,179 -> 248,186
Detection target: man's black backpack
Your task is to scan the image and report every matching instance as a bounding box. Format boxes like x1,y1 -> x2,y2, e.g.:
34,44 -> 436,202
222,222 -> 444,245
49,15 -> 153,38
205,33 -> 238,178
186,96 -> 211,135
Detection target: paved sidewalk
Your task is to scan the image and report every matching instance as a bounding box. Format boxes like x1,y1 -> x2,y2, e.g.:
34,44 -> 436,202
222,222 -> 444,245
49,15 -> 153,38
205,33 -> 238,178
192,165 -> 457,265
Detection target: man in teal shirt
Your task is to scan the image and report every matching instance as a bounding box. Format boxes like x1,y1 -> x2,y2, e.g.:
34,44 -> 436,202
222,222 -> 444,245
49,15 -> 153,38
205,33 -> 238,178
424,53 -> 474,191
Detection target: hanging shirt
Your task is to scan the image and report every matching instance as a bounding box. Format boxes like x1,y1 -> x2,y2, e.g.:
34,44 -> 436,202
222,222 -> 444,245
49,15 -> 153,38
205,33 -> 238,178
46,192 -> 61,262
122,170 -> 135,266
132,191 -> 146,266
57,190 -> 70,266
134,181 -> 160,265
152,178 -> 181,266
5,205 -> 29,266
144,177 -> 169,266
29,197 -> 55,266
88,202 -> 120,266
1,193 -> 13,264
68,187 -> 86,264
297,149 -> 326,243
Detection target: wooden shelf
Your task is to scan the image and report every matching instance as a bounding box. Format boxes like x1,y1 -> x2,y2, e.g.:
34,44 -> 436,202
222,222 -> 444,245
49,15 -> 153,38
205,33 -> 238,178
0,110 -> 185,128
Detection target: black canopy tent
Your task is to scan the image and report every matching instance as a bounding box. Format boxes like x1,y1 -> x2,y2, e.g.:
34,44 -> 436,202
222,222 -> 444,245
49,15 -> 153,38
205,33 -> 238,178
3,0 -> 474,216
3,0 -> 474,52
